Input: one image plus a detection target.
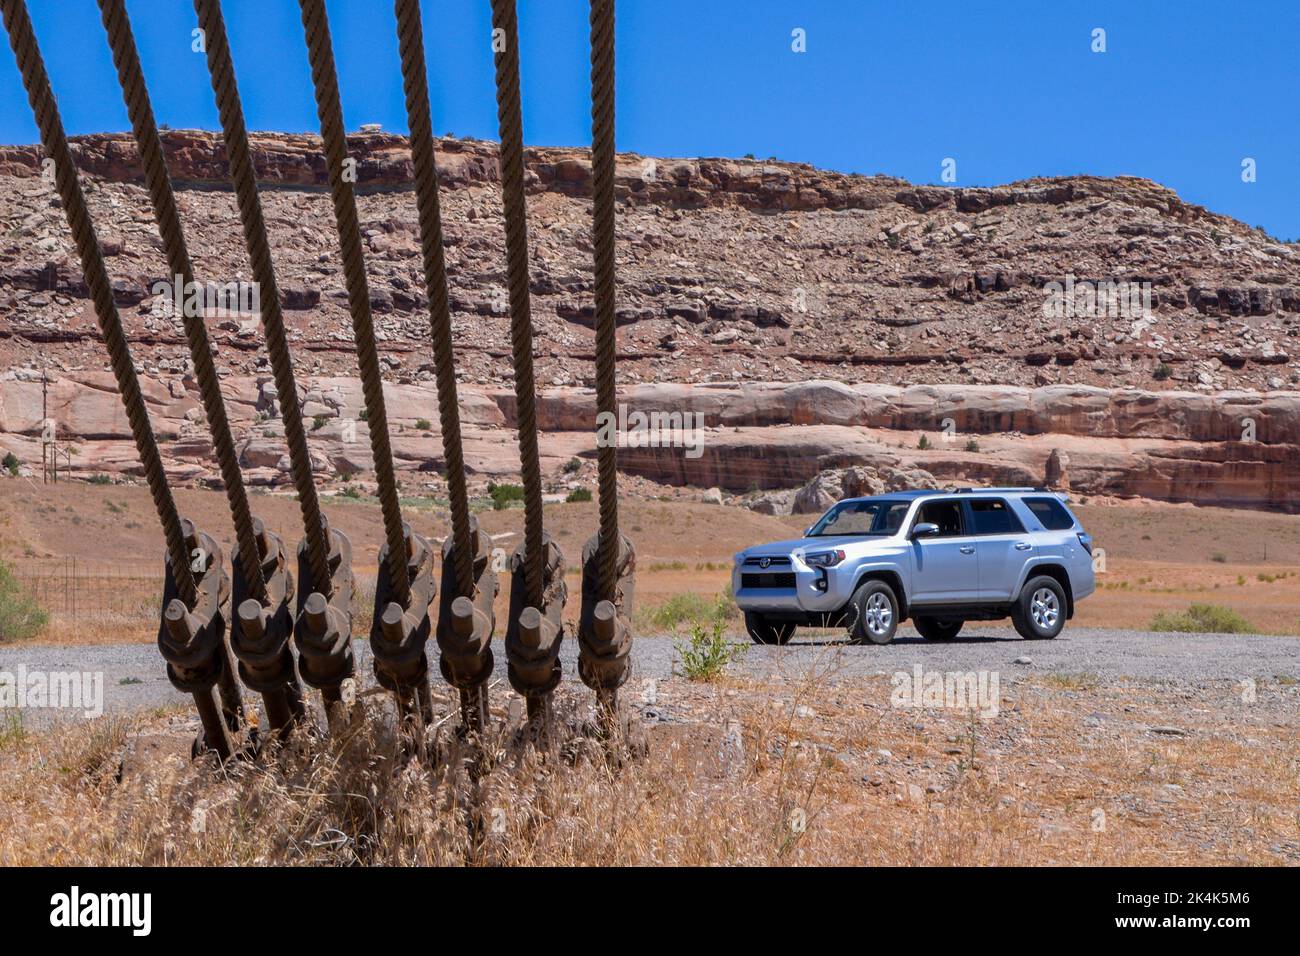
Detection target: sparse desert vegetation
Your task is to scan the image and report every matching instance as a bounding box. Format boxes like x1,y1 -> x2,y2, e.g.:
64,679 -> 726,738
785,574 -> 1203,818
0,668 -> 1295,866
0,559 -> 47,643
1150,604 -> 1255,634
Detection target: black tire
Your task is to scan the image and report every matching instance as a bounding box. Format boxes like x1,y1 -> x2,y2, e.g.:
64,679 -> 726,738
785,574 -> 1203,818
914,616 -> 963,641
745,612 -> 796,646
1011,575 -> 1067,640
846,579 -> 899,645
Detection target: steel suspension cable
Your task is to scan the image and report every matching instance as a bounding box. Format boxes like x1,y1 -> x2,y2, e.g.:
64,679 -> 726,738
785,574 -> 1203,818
298,0 -> 410,607
97,0 -> 267,602
394,0 -> 473,598
488,0 -> 545,609
194,0 -> 331,594
589,0 -> 620,600
0,0 -> 197,605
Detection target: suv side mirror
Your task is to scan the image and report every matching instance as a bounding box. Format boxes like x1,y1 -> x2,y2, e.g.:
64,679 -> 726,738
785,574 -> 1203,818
911,522 -> 940,539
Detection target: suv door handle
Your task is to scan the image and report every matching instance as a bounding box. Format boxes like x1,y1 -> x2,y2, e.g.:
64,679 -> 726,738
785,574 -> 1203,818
959,546 -> 975,554
1014,542 -> 1032,551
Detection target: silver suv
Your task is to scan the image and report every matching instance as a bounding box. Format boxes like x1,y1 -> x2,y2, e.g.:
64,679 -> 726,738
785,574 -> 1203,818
732,488 -> 1095,645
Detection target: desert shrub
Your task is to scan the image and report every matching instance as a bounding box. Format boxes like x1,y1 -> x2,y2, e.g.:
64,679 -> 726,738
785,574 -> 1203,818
1210,553 -> 1226,563
87,474 -> 112,485
1149,603 -> 1254,634
563,457 -> 582,474
415,418 -> 432,431
641,589 -> 736,631
2,453 -> 18,476
917,435 -> 931,450
1153,362 -> 1172,381
674,619 -> 744,682
312,415 -> 329,431
565,488 -> 592,503
488,482 -> 525,510
0,561 -> 48,643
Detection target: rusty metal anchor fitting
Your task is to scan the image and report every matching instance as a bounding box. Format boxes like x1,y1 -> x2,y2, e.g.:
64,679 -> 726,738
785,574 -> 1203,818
293,520 -> 356,708
370,522 -> 437,724
504,531 -> 566,725
157,519 -> 245,761
231,517 -> 305,736
577,531 -> 636,712
436,515 -> 499,733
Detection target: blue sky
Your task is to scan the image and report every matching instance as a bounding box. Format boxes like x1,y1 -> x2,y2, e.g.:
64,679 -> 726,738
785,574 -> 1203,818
3,0 -> 1298,238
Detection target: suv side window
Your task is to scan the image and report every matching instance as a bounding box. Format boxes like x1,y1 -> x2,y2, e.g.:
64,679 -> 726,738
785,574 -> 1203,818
967,498 -> 1026,535
1023,496 -> 1075,531
915,500 -> 964,537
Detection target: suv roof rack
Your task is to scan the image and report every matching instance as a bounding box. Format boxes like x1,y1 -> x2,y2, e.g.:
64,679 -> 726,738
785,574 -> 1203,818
949,486 -> 1038,494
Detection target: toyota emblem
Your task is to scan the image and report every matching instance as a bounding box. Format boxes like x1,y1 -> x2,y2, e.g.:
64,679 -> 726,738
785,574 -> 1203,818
759,557 -> 771,569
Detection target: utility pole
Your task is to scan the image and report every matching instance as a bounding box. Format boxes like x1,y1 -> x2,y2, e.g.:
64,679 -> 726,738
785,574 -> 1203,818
41,367 -> 49,484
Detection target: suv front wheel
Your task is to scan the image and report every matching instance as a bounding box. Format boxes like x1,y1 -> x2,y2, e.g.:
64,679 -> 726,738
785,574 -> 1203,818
745,612 -> 796,646
1012,575 -> 1067,640
847,580 -> 899,645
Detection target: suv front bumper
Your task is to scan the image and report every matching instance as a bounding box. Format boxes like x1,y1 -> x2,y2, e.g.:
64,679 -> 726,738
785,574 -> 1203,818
732,561 -> 855,615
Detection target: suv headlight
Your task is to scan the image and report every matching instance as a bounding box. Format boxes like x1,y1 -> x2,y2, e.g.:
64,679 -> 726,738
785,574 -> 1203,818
803,549 -> 845,568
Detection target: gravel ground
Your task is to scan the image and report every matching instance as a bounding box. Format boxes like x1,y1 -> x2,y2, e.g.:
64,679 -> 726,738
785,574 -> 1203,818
2,626 -> 1298,728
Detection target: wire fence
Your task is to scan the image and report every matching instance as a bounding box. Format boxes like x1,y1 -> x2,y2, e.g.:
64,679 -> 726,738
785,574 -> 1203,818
11,558 -> 160,628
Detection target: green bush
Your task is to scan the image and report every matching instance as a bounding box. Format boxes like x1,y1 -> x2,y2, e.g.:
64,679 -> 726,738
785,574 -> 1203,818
1153,362 -> 1173,381
917,435 -> 931,450
563,457 -> 582,474
674,619 -> 745,682
0,560 -> 48,643
415,418 -> 432,431
641,589 -> 737,632
2,452 -> 18,476
565,487 -> 593,503
488,481 -> 525,510
87,473 -> 112,485
1149,603 -> 1254,634
311,415 -> 329,431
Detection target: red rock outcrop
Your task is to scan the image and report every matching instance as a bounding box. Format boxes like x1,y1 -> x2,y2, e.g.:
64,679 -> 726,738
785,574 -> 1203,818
4,372 -> 1298,513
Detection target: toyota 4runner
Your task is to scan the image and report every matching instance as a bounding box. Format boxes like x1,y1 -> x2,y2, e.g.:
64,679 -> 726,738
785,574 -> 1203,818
732,487 -> 1095,645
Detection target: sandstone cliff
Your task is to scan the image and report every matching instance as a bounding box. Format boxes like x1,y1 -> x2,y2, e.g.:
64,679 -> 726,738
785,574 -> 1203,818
2,131 -> 1299,510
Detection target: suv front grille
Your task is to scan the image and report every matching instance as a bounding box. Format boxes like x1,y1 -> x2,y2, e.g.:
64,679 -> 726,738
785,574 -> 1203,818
743,556 -> 791,568
741,572 -> 796,589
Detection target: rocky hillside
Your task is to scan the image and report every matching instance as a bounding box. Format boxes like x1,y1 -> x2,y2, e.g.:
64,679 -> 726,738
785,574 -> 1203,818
2,131 -> 1299,509
2,130 -> 1299,391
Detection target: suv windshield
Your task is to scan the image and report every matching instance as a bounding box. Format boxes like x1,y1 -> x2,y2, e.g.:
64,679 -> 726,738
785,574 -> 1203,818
808,499 -> 910,536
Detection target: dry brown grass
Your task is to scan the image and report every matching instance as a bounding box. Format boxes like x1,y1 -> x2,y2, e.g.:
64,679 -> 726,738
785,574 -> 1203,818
1,668 -> 1295,866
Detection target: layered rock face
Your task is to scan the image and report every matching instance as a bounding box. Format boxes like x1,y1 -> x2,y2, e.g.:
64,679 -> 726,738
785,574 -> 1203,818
2,131 -> 1298,511
2,131 -> 1299,396
3,373 -> 1297,513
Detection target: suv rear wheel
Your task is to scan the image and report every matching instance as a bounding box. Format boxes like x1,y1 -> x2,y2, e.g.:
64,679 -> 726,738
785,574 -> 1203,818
847,580 -> 899,645
1012,575 -> 1066,640
914,616 -> 963,641
745,612 -> 796,646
